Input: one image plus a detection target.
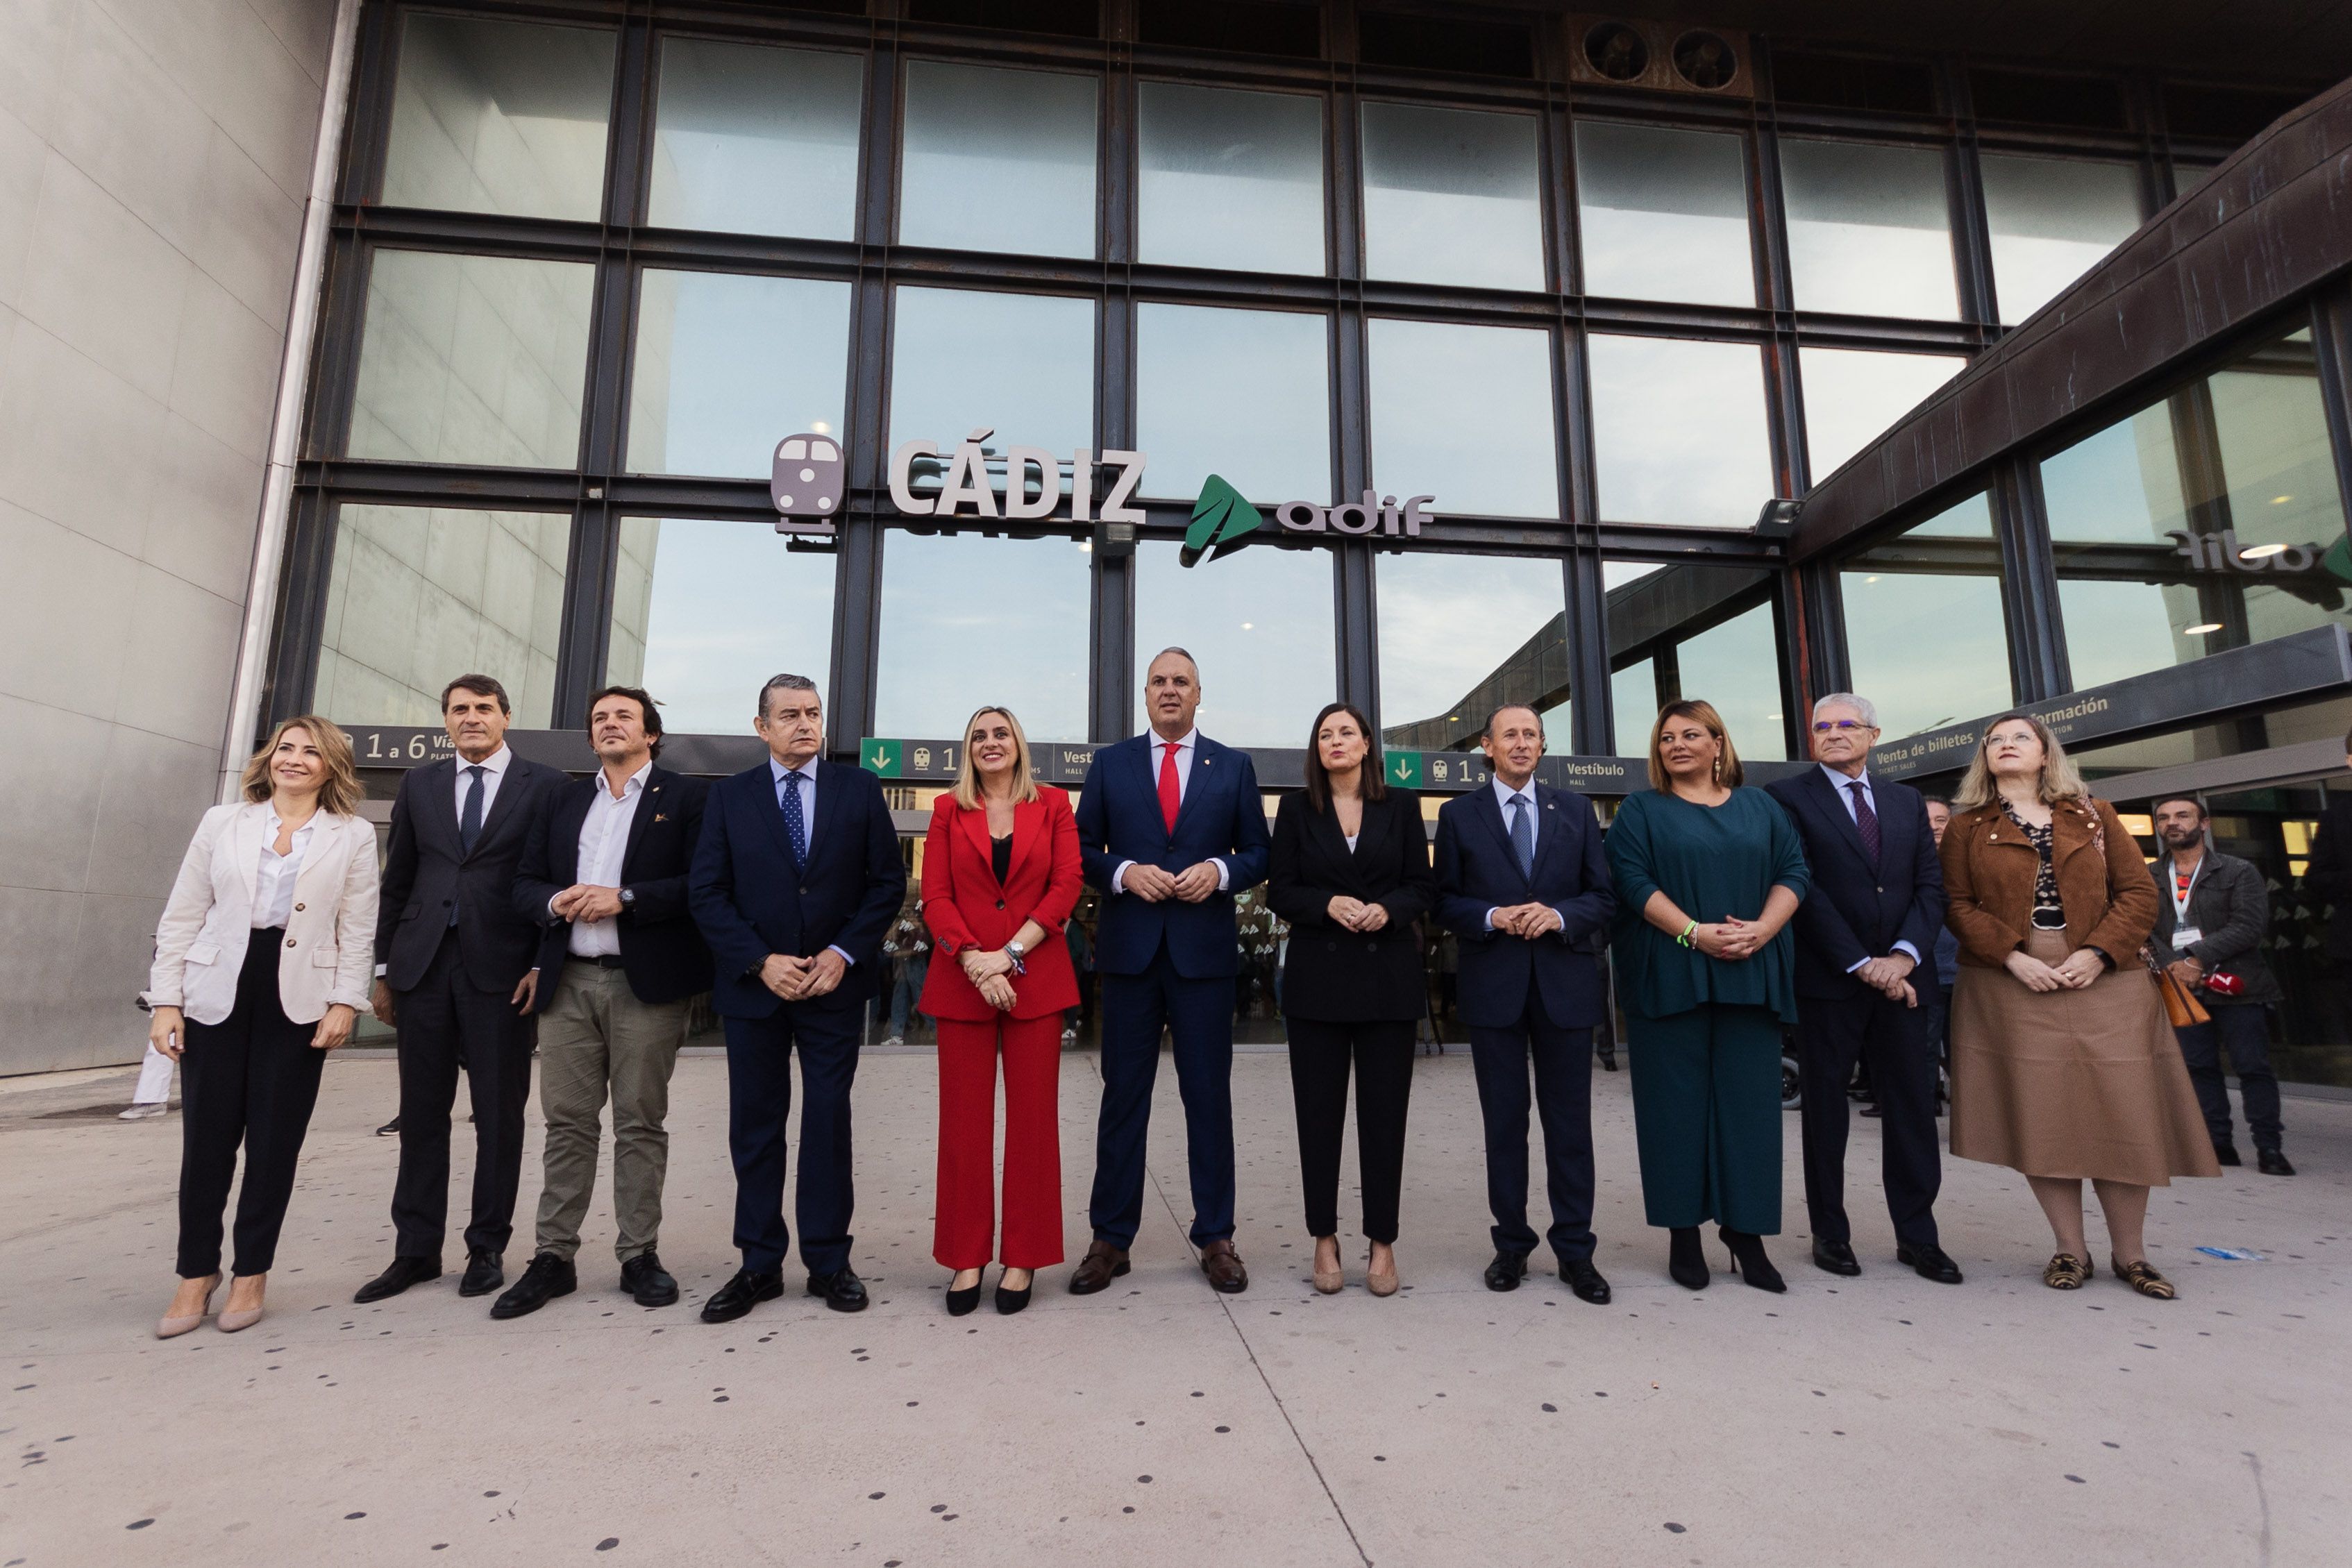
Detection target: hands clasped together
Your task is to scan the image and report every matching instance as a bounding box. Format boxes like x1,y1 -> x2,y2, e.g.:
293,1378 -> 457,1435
959,946 -> 1020,1012
1123,861 -> 1223,903
1486,902 -> 1564,940
2003,945 -> 2107,995
760,949 -> 849,1004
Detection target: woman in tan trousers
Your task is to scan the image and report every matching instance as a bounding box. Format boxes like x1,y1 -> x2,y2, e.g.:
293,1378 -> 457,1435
1940,714 -> 2217,1298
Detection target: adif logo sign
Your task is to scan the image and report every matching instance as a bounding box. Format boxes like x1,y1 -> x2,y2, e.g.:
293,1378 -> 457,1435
1181,477 -> 1437,566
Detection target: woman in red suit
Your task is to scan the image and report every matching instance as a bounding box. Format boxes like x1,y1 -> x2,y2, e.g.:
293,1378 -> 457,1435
921,706 -> 1083,1315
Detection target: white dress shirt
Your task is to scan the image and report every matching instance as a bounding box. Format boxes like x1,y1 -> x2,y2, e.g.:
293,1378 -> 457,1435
1482,776 -> 1565,933
769,755 -> 855,967
252,812 -> 317,928
1113,728 -> 1232,893
564,761 -> 650,959
1819,764 -> 1920,969
454,743 -> 514,825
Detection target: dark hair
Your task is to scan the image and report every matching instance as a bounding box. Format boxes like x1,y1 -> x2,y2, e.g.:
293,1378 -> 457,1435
1302,702 -> 1388,813
586,684 -> 663,759
758,672 -> 819,720
1483,702 -> 1545,743
442,673 -> 510,714
2151,793 -> 2207,820
1921,793 -> 1951,809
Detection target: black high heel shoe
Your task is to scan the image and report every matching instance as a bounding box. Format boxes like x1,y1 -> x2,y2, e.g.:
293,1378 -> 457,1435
993,1269 -> 1033,1316
946,1272 -> 983,1316
1668,1226 -> 1710,1290
1720,1228 -> 1786,1293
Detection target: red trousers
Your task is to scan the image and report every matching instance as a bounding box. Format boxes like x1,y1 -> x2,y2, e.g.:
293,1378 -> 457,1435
934,1015 -> 1066,1270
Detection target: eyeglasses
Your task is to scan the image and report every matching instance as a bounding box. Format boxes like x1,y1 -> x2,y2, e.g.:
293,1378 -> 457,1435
1812,719 -> 1876,733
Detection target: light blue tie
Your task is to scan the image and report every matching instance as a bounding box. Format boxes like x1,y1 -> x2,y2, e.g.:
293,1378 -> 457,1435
1509,793 -> 1535,880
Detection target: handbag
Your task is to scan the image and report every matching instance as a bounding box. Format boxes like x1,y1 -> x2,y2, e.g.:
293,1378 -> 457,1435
2142,947 -> 2211,1027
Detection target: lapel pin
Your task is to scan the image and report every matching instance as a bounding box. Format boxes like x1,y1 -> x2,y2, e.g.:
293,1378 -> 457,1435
654,813 -> 669,823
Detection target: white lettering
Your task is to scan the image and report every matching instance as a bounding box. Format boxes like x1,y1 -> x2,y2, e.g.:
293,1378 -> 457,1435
889,440 -> 941,516
1275,500 -> 1325,532
1099,449 -> 1147,524
934,427 -> 999,518
1073,448 -> 1094,523
1005,446 -> 1059,521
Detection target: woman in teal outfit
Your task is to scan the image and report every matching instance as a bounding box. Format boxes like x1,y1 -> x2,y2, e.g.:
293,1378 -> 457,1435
1607,699 -> 1810,1293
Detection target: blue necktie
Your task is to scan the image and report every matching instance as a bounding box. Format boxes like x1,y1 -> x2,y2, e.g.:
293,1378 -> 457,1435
1508,793 -> 1535,880
781,769 -> 809,872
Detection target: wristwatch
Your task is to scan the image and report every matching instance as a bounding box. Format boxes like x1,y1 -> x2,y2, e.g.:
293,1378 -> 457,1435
1005,939 -> 1027,961
619,887 -> 636,909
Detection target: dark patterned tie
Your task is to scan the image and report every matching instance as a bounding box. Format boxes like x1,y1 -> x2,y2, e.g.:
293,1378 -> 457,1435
782,769 -> 809,872
1848,778 -> 1881,864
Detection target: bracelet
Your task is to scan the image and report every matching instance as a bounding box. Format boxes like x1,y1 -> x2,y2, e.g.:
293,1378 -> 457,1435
1675,920 -> 1697,948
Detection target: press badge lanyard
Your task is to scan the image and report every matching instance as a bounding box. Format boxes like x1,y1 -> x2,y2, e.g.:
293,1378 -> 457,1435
2170,853 -> 2205,947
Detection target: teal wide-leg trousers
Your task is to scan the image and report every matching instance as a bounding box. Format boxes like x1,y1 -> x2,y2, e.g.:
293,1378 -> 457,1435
1626,1003 -> 1784,1234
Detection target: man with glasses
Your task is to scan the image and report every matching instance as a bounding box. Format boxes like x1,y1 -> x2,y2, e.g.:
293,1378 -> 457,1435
1765,694 -> 1961,1284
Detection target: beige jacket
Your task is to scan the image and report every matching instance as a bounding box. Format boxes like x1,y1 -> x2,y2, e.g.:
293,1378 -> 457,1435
144,803 -> 380,1026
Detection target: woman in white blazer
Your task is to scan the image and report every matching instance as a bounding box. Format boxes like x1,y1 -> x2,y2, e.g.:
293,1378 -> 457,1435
143,716 -> 378,1337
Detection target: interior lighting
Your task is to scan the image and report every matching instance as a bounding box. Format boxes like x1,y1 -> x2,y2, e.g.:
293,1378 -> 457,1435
2240,542 -> 2289,559
2185,622 -> 2224,635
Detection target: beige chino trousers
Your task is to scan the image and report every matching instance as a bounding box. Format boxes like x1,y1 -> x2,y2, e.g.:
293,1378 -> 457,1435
534,964 -> 690,1264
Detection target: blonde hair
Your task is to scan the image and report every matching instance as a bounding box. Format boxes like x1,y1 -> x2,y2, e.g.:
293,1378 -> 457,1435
1953,711 -> 2087,811
241,716 -> 361,816
950,706 -> 1039,809
1646,699 -> 1744,793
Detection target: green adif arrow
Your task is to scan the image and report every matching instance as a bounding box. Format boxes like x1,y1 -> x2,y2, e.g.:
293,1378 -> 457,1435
1386,751 -> 1422,788
1180,473 -> 1265,568
860,738 -> 899,776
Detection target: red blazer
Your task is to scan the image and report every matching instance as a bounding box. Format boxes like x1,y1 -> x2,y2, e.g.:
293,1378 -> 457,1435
918,787 -> 1084,1021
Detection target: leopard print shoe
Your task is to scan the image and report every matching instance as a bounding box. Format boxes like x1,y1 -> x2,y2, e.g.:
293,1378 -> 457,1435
2111,1258 -> 2176,1299
2042,1252 -> 2092,1290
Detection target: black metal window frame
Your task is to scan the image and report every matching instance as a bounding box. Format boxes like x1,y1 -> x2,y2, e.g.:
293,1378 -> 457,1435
264,0 -> 2284,767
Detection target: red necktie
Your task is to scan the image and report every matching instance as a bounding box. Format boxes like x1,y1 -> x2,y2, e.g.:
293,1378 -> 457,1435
1158,741 -> 1182,833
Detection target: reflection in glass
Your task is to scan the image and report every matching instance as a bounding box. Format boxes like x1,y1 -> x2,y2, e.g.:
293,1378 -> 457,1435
1611,656 -> 1658,759
1981,154 -> 2142,323
1138,83 -> 1324,275
648,40 -> 862,239
1840,494 -> 2012,739
899,62 -> 1097,258
1136,305 -> 1329,502
1574,121 -> 1752,307
1375,553 -> 1569,753
1367,319 -> 1556,518
1588,335 -> 1772,528
1799,347 -> 1965,479
607,519 -> 837,734
877,532 -> 1091,743
628,271 -> 851,478
382,14 -> 615,221
1361,103 -> 1545,291
1779,139 -> 1958,319
888,287 -> 1095,466
1606,561 -> 1784,760
1675,601 -> 1787,761
1134,543 -> 1334,746
348,250 -> 595,468
315,505 -> 571,725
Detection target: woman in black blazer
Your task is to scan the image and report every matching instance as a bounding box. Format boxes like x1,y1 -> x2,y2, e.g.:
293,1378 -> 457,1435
1269,702 -> 1436,1297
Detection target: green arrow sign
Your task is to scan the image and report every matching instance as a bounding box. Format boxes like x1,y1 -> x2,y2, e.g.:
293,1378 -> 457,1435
859,737 -> 901,777
1386,750 -> 1423,789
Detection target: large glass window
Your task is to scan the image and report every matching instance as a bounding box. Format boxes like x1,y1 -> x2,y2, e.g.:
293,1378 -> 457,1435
888,287 -> 1095,479
1137,83 -> 1324,276
898,62 -> 1096,259
1606,562 -> 1785,760
348,250 -> 596,469
646,40 -> 863,239
1980,154 -> 2142,324
1611,652 -> 1658,758
1588,335 -> 1773,528
1375,553 -> 1570,753
1674,600 -> 1786,761
381,15 -> 614,221
628,271 -> 852,478
1779,139 -> 1959,320
875,532 -> 1091,743
314,505 -> 571,726
1367,319 -> 1556,518
1574,121 -> 1752,307
607,518 -> 837,734
1361,103 -> 1545,292
1840,494 -> 2012,740
1136,305 -> 1329,503
1134,543 -> 1335,746
1799,347 -> 1966,479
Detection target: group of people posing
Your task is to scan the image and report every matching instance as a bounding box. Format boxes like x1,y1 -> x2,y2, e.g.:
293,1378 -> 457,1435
139,647 -> 2274,1338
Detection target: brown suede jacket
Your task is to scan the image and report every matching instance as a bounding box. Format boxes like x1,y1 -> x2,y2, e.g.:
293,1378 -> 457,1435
1938,794 -> 2158,969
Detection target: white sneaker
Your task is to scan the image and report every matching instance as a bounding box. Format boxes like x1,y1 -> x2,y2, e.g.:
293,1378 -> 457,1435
880,1035 -> 903,1048
118,1103 -> 168,1120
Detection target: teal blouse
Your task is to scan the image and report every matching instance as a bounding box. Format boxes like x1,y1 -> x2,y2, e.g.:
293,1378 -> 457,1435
1606,786 -> 1811,1022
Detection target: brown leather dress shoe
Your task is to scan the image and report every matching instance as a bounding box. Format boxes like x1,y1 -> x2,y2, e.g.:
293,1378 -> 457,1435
1200,1238 -> 1248,1294
1068,1239 -> 1130,1295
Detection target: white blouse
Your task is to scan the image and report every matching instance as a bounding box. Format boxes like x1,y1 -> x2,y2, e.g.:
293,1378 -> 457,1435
252,813 -> 317,929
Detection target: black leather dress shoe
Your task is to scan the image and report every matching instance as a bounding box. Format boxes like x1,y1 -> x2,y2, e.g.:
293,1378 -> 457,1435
1483,1251 -> 1529,1292
621,1252 -> 679,1307
1896,1241 -> 1964,1283
2214,1142 -> 2242,1166
490,1253 -> 576,1319
1559,1259 -> 1612,1304
700,1269 -> 783,1323
457,1249 -> 505,1297
353,1254 -> 441,1304
1812,1238 -> 1861,1276
2258,1148 -> 2296,1176
807,1267 -> 870,1313
374,1115 -> 401,1137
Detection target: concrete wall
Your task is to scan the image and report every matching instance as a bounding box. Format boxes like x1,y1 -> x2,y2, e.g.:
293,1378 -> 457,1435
0,0 -> 332,1073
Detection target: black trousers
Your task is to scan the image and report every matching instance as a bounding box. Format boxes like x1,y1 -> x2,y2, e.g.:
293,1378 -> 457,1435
2176,1002 -> 2285,1152
723,995 -> 862,1276
390,936 -> 535,1259
1286,1018 -> 1416,1243
1794,989 -> 1941,1247
1468,994 -> 1597,1263
176,930 -> 326,1278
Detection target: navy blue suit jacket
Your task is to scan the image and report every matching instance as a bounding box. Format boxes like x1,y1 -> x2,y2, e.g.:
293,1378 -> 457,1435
1434,783 -> 1618,1029
688,758 -> 907,1019
1075,733 -> 1272,979
1764,767 -> 1944,1001
515,766 -> 714,1006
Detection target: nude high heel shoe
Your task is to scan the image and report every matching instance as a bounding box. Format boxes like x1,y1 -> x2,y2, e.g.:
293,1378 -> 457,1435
156,1274 -> 222,1338
217,1286 -> 266,1333
1311,1237 -> 1344,1294
1365,1247 -> 1400,1298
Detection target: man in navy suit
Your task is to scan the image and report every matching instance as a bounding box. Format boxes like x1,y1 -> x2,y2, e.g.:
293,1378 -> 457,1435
689,673 -> 906,1322
1435,705 -> 1619,1303
1070,648 -> 1272,1295
1765,693 -> 1960,1285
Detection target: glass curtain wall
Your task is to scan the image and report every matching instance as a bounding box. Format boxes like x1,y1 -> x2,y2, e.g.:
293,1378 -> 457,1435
1605,562 -> 1786,760
1839,494 -> 2013,740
